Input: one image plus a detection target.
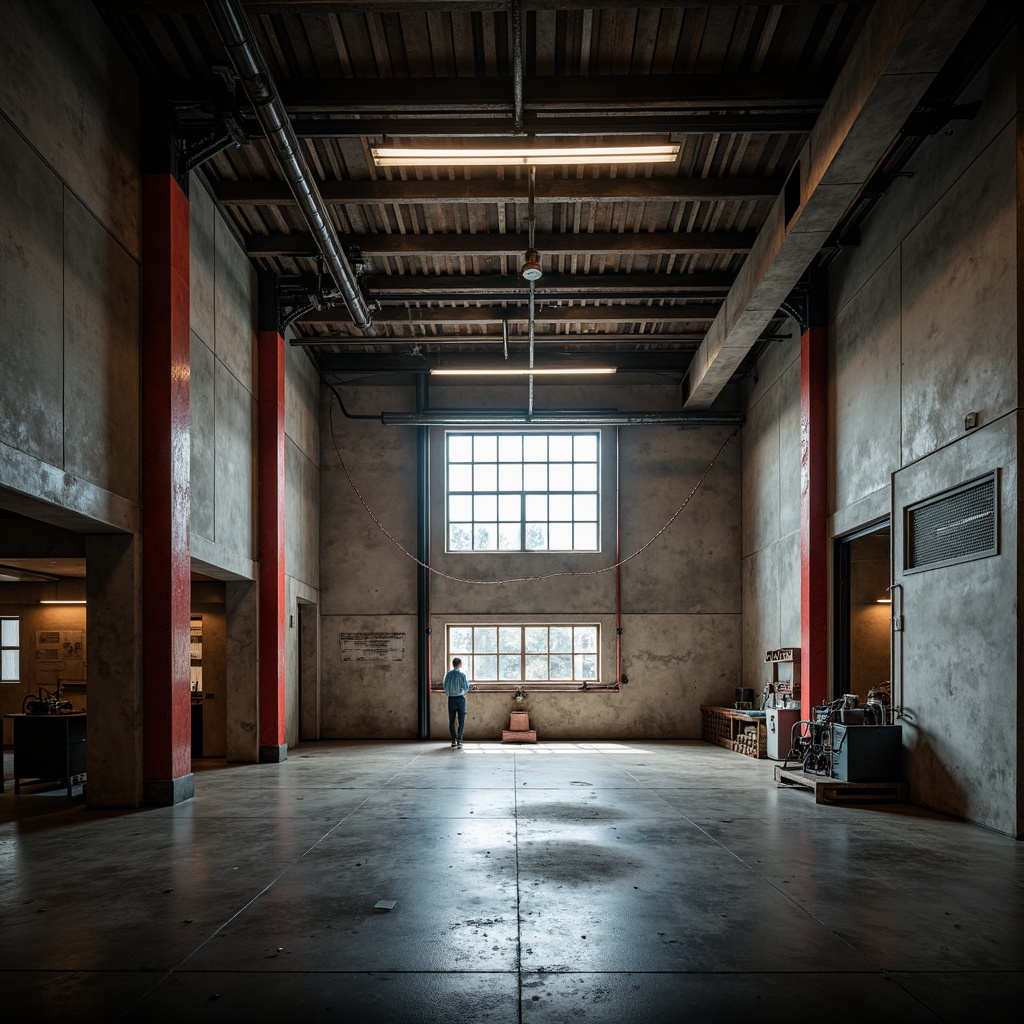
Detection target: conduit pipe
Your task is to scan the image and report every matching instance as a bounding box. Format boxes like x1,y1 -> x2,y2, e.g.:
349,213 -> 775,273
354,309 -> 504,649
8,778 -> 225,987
205,0 -> 373,330
377,410 -> 743,427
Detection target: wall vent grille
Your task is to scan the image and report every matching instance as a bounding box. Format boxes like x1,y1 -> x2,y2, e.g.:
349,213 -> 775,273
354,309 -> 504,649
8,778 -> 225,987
905,472 -> 998,573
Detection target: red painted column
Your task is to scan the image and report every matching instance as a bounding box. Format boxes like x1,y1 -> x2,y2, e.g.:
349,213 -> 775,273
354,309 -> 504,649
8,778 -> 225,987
141,173 -> 193,804
258,327 -> 287,762
800,324 -> 828,715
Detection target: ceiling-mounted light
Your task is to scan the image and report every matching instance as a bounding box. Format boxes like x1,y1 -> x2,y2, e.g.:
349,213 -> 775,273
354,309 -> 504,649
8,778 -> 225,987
39,600 -> 87,605
521,247 -> 543,281
371,144 -> 680,167
430,367 -> 616,376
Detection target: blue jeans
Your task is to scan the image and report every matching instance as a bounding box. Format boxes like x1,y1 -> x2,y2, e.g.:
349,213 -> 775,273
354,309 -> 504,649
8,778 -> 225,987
447,695 -> 467,741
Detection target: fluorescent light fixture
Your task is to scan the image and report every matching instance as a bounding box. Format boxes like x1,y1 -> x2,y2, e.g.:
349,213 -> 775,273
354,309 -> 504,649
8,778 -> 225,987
39,600 -> 87,605
429,367 -> 616,376
371,144 -> 680,167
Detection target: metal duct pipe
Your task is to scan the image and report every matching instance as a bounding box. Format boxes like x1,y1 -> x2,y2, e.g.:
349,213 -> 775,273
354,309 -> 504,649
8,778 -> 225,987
379,410 -> 744,427
205,0 -> 373,330
511,0 -> 524,134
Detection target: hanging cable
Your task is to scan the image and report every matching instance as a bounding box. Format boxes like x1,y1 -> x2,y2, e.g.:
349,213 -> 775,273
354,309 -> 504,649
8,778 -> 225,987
328,387 -> 737,586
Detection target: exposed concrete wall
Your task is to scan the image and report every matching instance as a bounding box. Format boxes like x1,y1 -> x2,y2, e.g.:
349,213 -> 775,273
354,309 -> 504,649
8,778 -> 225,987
320,381 -> 742,740
740,331 -> 803,699
85,532 -> 142,806
741,31 -> 1021,834
0,2 -> 145,804
225,580 -> 258,762
0,1 -> 140,528
284,342 -> 321,746
188,178 -> 257,580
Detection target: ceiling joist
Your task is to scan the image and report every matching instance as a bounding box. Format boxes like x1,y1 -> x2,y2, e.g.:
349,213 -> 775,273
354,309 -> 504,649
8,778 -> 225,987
249,231 -> 756,259
212,177 -> 785,207
299,303 -> 723,326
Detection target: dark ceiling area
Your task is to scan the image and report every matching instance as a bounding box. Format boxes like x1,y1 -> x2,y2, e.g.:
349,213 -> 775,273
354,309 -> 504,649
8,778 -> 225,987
95,0 -> 1013,401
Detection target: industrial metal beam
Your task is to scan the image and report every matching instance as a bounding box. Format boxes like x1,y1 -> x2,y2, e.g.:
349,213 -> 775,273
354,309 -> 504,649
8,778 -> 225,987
106,0 -> 860,12
319,351 -> 696,374
299,303 -> 723,326
249,113 -> 817,139
210,176 -> 785,207
275,74 -> 828,113
684,0 -> 987,408
360,272 -> 735,301
248,230 -> 756,258
297,332 -> 707,347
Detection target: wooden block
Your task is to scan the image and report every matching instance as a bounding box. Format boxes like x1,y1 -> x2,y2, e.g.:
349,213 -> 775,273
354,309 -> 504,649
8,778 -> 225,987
501,729 -> 537,743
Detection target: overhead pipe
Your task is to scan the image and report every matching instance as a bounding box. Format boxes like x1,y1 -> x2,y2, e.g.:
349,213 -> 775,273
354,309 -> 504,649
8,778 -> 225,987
205,0 -> 373,330
377,410 -> 743,427
511,0 -> 524,134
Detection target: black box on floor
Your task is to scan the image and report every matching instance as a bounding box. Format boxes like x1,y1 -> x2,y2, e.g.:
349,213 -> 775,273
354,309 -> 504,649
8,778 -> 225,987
830,724 -> 902,782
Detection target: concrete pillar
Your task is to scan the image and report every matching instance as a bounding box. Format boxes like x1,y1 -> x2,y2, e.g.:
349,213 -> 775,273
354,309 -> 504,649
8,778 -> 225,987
225,579 -> 259,762
85,533 -> 143,807
800,320 -> 828,714
140,169 -> 193,805
257,272 -> 286,762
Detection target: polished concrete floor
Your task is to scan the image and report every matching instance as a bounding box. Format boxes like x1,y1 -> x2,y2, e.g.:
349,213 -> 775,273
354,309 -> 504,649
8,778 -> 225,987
1,739 -> 1021,1023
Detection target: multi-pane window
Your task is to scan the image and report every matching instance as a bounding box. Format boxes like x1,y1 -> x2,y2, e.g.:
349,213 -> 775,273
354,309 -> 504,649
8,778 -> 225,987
446,432 -> 600,552
1,617 -> 19,683
447,624 -> 599,685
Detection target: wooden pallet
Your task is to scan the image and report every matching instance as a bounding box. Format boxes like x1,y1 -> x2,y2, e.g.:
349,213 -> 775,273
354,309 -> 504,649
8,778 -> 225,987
774,765 -> 907,805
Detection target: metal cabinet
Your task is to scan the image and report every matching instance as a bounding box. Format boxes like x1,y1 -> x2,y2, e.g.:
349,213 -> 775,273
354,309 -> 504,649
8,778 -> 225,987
4,713 -> 87,796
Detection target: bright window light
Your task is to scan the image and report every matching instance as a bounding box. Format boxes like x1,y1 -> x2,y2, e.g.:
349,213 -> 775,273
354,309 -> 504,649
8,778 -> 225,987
446,430 -> 600,553
447,623 -> 600,686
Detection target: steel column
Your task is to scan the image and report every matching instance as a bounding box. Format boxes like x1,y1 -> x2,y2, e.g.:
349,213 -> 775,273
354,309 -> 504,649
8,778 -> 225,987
141,172 -> 194,805
257,274 -> 287,762
800,317 -> 828,715
416,375 -> 431,740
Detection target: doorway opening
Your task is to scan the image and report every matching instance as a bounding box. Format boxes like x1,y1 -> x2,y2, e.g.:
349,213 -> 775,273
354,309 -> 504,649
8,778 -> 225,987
298,600 -> 319,741
833,522 -> 892,707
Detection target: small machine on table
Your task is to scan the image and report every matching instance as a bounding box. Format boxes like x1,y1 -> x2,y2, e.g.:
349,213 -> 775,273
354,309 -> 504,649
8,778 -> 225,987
3,685 -> 86,796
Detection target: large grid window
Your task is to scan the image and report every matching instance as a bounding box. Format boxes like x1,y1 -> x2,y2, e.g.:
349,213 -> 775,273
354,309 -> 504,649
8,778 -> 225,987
446,432 -> 600,552
1,617 -> 19,683
448,624 -> 599,685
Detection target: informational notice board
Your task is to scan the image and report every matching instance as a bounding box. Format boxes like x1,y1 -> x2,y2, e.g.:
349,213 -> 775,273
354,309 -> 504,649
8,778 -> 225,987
338,632 -> 406,662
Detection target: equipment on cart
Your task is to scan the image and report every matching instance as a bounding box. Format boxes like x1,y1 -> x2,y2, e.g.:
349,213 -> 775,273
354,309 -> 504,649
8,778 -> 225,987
22,685 -> 74,716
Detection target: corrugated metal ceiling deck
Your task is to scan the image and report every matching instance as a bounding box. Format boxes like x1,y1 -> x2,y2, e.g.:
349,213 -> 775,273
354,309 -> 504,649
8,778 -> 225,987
94,1 -> 1005,386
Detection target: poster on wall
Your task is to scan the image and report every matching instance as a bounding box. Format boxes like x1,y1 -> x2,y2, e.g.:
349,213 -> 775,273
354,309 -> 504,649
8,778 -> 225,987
34,628 -> 87,681
338,632 -> 406,661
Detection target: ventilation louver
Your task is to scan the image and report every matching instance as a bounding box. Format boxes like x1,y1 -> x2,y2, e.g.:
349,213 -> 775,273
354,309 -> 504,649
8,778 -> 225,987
905,471 -> 998,573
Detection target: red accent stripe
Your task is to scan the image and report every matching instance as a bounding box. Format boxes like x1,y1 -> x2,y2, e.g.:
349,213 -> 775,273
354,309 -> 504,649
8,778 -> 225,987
258,330 -> 286,749
800,326 -> 828,714
141,174 -> 192,781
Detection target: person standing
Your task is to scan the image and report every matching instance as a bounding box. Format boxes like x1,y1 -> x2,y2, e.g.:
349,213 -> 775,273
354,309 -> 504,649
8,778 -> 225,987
443,657 -> 471,748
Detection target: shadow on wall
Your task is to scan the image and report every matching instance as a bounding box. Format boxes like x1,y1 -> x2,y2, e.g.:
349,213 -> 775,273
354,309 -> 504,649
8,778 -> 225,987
902,716 -> 968,818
